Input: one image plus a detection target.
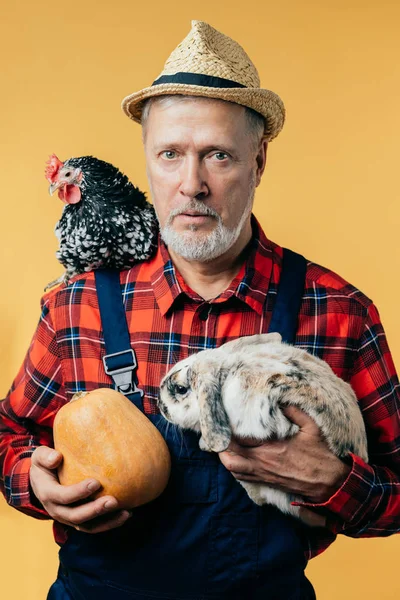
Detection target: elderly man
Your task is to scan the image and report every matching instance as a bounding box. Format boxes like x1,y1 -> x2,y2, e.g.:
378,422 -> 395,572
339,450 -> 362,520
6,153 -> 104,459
1,20 -> 399,600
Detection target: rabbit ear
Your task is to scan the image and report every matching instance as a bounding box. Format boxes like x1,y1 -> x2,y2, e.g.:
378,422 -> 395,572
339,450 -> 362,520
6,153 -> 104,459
197,368 -> 231,453
219,332 -> 282,354
264,332 -> 282,343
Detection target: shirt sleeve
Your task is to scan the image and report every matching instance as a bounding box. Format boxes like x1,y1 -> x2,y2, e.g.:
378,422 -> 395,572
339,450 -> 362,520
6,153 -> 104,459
0,297 -> 67,519
297,303 -> 400,536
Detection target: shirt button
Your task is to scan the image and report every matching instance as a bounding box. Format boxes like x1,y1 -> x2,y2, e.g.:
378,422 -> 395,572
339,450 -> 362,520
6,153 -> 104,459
199,305 -> 210,321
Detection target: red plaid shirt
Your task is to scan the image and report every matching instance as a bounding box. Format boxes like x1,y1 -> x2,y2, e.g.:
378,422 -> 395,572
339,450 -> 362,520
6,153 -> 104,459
1,217 -> 399,559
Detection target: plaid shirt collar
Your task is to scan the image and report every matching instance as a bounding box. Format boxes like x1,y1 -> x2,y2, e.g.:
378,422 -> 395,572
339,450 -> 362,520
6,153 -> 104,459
149,215 -> 280,317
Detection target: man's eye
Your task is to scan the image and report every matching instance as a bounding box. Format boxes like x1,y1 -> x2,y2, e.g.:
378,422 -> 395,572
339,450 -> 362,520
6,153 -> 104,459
162,151 -> 176,159
214,152 -> 228,161
175,385 -> 188,395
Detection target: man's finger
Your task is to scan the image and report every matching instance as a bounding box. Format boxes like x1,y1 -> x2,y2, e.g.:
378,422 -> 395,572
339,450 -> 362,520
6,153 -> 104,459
75,509 -> 132,534
231,437 -> 264,448
53,494 -> 119,525
282,405 -> 319,432
298,507 -> 327,528
219,450 -> 254,474
31,446 -> 63,469
50,478 -> 103,506
231,472 -> 261,482
226,439 -> 265,454
225,440 -> 245,453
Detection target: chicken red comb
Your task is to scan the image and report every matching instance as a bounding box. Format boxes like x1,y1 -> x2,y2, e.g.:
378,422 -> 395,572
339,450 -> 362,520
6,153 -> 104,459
45,154 -> 64,183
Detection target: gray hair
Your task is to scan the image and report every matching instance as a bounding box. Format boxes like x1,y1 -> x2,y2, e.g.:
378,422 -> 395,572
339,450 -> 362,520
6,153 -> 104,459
141,95 -> 265,151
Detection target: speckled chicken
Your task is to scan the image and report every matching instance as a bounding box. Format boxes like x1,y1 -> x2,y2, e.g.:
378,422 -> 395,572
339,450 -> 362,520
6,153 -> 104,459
45,154 -> 158,288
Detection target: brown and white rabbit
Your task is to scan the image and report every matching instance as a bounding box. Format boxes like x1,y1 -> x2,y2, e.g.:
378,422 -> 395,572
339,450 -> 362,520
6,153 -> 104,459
158,333 -> 368,519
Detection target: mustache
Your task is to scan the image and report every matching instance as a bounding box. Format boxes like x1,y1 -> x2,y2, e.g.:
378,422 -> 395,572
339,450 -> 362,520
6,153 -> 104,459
167,201 -> 220,224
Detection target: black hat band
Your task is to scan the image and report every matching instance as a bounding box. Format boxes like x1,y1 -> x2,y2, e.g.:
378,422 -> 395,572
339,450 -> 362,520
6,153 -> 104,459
152,72 -> 247,89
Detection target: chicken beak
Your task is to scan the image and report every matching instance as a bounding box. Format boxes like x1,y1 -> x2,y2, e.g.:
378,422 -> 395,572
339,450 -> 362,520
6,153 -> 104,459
49,181 -> 63,196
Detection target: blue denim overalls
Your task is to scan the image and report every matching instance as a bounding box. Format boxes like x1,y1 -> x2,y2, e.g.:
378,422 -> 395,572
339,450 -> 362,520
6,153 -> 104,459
47,249 -> 316,600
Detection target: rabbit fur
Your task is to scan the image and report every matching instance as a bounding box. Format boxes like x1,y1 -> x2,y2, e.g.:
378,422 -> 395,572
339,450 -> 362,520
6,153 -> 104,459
158,332 -> 368,519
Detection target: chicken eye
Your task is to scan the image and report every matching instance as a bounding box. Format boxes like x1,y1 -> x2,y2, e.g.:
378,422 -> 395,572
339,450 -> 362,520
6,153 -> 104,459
64,171 -> 72,178
175,384 -> 188,396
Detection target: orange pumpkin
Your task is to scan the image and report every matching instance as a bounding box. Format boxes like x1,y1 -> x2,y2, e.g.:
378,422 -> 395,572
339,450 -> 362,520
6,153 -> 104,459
53,388 -> 171,508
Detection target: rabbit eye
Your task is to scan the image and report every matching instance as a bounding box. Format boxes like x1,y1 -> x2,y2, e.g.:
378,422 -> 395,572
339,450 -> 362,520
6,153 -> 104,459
175,384 -> 188,396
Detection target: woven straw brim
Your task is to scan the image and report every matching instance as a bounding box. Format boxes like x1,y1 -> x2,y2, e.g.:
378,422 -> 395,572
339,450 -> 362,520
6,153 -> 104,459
121,83 -> 285,142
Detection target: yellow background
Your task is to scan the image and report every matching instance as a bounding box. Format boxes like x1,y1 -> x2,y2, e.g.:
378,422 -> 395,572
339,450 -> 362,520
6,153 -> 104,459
1,1 -> 399,598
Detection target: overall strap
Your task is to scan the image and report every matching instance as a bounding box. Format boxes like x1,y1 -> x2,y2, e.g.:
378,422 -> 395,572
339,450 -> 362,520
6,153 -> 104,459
95,269 -> 143,409
94,249 -> 306,407
268,248 -> 307,344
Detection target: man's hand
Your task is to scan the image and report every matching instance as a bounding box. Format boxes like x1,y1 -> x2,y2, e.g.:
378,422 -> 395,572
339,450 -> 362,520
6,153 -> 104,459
218,406 -> 351,505
30,446 -> 132,533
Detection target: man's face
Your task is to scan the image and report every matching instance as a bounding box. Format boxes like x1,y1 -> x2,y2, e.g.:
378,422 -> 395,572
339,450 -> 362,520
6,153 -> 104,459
143,97 -> 266,262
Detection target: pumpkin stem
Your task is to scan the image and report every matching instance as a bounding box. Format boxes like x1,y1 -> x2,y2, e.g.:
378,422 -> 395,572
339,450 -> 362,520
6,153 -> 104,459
71,391 -> 89,402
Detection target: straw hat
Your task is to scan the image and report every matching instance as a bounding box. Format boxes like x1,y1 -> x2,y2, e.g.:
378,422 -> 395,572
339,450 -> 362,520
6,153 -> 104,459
121,20 -> 285,141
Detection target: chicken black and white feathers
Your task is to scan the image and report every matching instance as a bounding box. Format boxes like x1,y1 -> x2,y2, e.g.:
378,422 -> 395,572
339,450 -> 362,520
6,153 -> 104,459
45,154 -> 158,288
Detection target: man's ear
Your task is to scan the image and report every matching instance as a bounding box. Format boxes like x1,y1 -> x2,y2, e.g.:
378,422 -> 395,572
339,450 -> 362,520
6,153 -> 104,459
255,140 -> 268,186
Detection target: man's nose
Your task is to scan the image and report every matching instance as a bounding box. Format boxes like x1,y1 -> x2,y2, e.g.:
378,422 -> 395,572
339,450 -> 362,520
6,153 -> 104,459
178,157 -> 209,199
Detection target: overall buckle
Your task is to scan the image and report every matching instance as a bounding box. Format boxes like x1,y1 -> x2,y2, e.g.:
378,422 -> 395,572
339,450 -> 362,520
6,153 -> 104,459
102,349 -> 144,397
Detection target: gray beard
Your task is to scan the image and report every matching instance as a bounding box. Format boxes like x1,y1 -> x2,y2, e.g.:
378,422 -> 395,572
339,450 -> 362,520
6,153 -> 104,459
157,193 -> 255,263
